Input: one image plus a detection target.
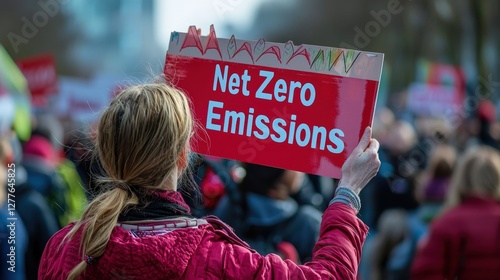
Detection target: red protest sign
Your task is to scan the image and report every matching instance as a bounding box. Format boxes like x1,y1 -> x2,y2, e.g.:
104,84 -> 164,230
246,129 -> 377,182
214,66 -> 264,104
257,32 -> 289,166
409,60 -> 466,120
17,54 -> 58,107
164,26 -> 384,178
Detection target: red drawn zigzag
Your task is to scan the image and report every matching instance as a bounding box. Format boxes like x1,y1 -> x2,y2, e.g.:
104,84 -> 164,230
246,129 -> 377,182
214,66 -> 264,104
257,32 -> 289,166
233,42 -> 254,63
180,25 -> 223,59
257,46 -> 282,64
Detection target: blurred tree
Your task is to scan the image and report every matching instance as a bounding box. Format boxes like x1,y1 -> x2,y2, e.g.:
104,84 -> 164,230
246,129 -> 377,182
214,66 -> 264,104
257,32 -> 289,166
244,0 -> 499,102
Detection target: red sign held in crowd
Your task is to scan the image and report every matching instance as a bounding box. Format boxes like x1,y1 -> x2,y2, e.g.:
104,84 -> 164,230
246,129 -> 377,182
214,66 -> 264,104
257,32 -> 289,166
408,60 -> 466,120
164,25 -> 384,178
17,54 -> 58,107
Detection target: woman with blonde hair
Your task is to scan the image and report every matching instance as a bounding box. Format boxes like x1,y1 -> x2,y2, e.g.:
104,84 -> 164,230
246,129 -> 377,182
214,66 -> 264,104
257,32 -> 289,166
411,145 -> 500,279
39,82 -> 381,279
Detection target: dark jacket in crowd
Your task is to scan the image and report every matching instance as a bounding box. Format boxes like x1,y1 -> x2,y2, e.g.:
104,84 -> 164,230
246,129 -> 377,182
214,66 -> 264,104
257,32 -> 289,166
0,203 -> 28,280
215,192 -> 322,263
16,181 -> 59,280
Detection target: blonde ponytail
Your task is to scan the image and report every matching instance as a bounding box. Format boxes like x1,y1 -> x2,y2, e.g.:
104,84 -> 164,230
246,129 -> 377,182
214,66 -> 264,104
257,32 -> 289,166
66,262 -> 86,280
64,83 -> 194,279
66,187 -> 138,280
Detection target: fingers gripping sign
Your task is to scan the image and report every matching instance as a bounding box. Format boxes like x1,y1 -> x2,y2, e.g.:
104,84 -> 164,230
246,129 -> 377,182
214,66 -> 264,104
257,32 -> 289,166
340,127 -> 381,194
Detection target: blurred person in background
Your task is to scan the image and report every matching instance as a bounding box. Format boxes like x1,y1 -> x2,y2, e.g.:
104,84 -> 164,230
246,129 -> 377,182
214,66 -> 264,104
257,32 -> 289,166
15,112 -> 85,279
368,209 -> 409,280
64,128 -> 107,201
474,100 -> 499,150
411,145 -> 500,279
359,107 -> 396,230
457,100 -> 499,151
413,144 -> 457,226
215,163 -> 322,263
39,83 -> 381,279
359,119 -> 420,280
0,135 -> 28,280
15,119 -> 61,280
65,132 -> 88,184
1,106 -> 61,279
366,144 -> 457,280
15,153 -> 60,279
0,94 -> 28,280
22,131 -> 67,226
372,108 -> 396,143
292,173 -> 331,212
490,120 -> 500,144
365,120 -> 420,230
185,155 -> 240,218
63,128 -> 94,198
23,113 -> 86,227
358,107 -> 397,280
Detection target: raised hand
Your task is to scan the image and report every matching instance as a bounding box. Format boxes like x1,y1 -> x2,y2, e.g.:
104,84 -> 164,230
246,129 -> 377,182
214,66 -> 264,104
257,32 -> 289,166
339,127 -> 381,194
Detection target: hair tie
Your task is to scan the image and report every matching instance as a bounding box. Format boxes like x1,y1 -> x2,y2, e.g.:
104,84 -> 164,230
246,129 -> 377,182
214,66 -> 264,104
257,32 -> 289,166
85,255 -> 95,265
115,180 -> 130,191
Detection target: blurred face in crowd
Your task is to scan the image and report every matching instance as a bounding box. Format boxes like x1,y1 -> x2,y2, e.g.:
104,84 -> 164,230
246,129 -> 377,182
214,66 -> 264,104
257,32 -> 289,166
372,107 -> 395,143
384,121 -> 417,156
269,170 -> 304,200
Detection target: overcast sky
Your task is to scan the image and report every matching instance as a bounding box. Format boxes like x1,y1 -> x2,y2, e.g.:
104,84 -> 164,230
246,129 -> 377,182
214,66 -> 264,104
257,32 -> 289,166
154,0 -> 266,50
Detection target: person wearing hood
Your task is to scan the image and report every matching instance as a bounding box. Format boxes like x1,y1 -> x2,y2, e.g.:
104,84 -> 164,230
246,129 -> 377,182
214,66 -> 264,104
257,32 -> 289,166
215,164 -> 322,263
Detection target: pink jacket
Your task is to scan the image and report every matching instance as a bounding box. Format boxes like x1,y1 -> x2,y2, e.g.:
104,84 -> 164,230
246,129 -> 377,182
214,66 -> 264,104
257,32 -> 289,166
39,203 -> 368,279
411,197 -> 500,280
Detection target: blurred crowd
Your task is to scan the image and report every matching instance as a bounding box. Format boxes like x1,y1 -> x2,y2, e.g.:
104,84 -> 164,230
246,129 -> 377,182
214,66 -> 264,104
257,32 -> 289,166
2,90 -> 500,279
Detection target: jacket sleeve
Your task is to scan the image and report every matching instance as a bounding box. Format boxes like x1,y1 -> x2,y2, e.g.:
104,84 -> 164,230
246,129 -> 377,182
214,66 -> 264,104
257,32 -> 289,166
206,203 -> 368,280
411,216 -> 459,280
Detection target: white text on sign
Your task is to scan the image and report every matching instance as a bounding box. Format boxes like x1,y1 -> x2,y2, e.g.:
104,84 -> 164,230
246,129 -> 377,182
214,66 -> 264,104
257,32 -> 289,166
208,64 -> 345,154
213,64 -> 316,106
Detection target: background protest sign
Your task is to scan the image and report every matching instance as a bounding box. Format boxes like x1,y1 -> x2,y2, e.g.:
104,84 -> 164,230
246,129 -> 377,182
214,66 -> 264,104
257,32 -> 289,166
164,25 -> 384,178
55,74 -> 125,124
407,59 -> 466,121
17,53 -> 58,108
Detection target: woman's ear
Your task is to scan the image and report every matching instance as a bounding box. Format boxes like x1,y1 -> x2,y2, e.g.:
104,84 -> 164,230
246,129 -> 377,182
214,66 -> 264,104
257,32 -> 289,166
177,146 -> 189,171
